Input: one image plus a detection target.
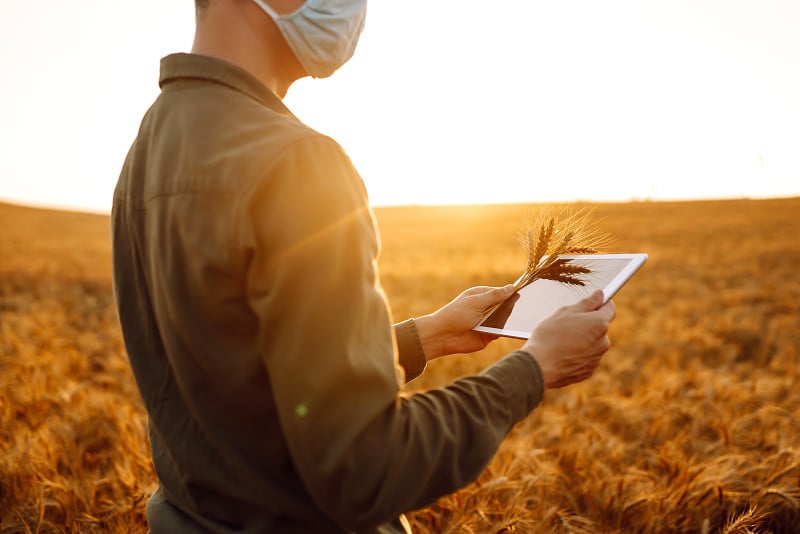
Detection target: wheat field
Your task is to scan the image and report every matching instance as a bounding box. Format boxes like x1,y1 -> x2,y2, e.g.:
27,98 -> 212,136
1,198 -> 799,533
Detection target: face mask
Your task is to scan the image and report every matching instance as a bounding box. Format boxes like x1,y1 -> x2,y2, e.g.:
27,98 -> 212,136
252,0 -> 368,79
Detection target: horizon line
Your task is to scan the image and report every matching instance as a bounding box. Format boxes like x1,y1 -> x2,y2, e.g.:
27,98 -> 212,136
2,193 -> 800,217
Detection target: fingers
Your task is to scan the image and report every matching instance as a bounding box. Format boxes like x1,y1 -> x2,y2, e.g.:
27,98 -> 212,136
576,296 -> 616,335
552,349 -> 606,388
466,284 -> 515,310
570,289 -> 605,312
460,286 -> 495,297
528,315 -> 612,389
586,336 -> 611,363
597,300 -> 616,322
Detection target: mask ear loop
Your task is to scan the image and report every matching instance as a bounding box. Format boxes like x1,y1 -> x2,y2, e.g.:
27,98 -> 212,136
251,0 -> 304,20
252,0 -> 281,19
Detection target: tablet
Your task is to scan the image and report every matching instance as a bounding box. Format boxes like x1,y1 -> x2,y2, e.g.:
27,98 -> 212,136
474,253 -> 647,339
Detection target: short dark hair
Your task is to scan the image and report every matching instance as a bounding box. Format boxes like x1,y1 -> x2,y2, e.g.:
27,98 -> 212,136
195,0 -> 209,9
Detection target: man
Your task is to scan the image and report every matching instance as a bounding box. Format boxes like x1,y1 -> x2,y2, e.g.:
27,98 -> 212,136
111,1 -> 616,532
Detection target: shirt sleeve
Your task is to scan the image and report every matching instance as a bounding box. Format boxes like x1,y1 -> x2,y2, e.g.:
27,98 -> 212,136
394,319 -> 426,381
243,135 -> 544,532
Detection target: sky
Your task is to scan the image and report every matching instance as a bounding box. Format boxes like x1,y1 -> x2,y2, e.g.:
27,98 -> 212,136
1,0 -> 799,214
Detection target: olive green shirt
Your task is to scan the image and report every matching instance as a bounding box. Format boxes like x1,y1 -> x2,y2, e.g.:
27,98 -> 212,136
111,53 -> 544,533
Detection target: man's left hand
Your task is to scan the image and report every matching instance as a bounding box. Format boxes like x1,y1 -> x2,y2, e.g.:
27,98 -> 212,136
413,284 -> 515,360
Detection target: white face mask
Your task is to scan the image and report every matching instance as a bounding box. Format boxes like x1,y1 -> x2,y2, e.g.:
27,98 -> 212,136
252,0 -> 368,79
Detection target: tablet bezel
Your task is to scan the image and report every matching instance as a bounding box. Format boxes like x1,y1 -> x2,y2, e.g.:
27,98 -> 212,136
473,253 -> 648,339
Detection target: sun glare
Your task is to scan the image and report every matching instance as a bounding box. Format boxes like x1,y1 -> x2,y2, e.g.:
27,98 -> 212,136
0,1 -> 798,213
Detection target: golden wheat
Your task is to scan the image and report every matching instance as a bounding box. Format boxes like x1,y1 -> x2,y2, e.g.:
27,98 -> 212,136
1,198 -> 799,533
514,207 -> 611,291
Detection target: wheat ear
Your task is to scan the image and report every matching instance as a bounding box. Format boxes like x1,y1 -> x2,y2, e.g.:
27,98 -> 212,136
513,207 -> 611,292
480,207 -> 610,320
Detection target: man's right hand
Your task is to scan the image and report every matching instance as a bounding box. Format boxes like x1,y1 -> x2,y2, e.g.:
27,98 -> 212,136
521,290 -> 616,389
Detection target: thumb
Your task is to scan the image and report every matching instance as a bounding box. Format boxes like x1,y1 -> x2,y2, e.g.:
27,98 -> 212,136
571,289 -> 605,312
471,284 -> 515,310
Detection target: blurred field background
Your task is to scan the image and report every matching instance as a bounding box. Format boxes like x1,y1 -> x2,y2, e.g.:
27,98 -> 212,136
1,198 -> 799,533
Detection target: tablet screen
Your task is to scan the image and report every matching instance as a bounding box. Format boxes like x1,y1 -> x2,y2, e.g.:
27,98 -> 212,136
474,254 -> 647,339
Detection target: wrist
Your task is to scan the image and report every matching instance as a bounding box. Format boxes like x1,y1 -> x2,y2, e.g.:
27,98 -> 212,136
519,343 -> 553,389
411,313 -> 444,361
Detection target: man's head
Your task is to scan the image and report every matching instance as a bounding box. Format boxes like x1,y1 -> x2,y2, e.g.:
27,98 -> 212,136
251,0 -> 367,79
191,0 -> 366,96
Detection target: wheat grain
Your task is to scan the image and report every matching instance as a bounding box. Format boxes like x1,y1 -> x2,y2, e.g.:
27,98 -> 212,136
763,463 -> 800,487
513,207 -> 611,292
720,504 -> 766,533
760,488 -> 800,511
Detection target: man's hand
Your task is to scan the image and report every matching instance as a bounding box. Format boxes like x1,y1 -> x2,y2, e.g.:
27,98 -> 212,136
413,284 -> 516,361
521,290 -> 616,389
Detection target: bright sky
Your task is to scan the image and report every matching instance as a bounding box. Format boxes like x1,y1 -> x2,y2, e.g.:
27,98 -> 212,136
1,1 -> 799,214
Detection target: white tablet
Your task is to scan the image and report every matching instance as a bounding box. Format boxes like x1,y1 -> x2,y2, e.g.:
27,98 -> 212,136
474,253 -> 647,339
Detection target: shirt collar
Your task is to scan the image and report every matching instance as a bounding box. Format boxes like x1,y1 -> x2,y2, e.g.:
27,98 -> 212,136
159,53 -> 293,117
